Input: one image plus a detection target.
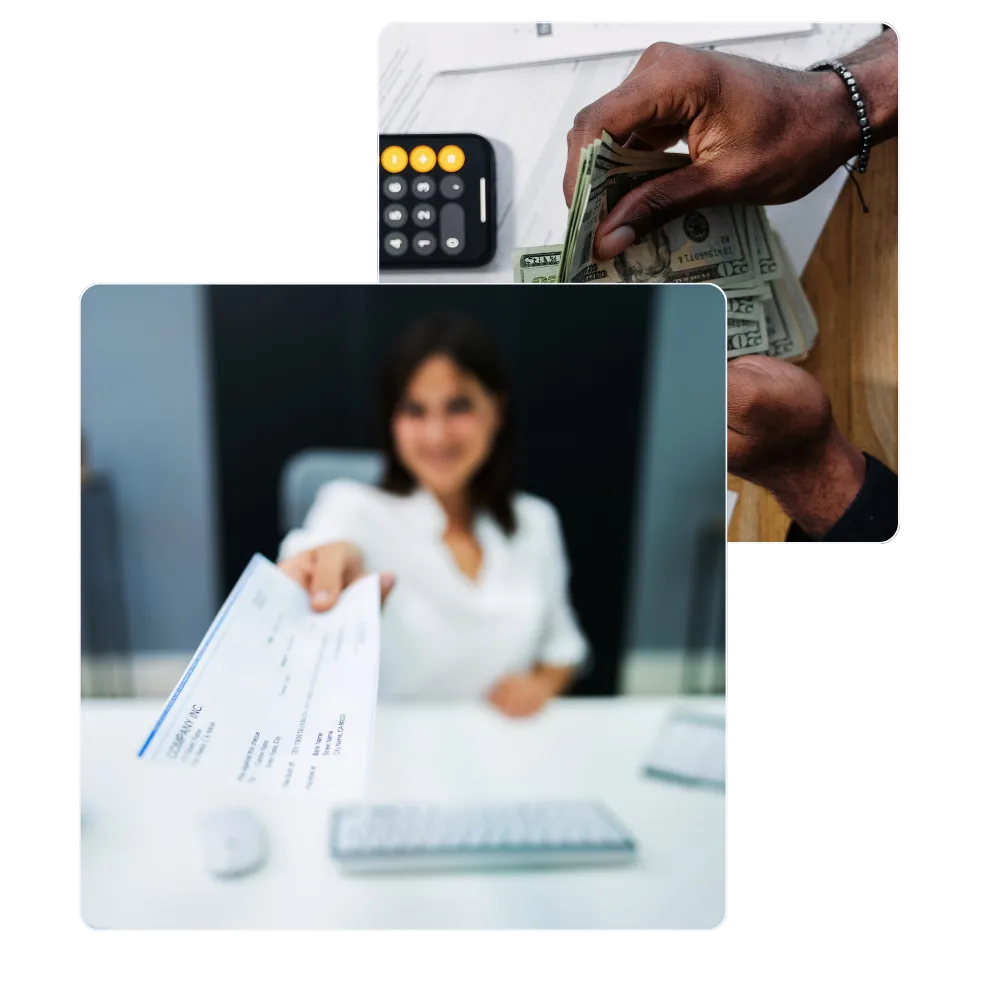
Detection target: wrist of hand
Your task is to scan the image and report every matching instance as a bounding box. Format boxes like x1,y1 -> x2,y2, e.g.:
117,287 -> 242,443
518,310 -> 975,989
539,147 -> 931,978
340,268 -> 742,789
808,69 -> 868,166
842,28 -> 898,145
532,665 -> 572,696
767,428 -> 867,538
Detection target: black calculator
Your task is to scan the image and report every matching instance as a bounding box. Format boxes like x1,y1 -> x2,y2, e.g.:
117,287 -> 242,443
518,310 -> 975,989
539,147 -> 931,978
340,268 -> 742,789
379,133 -> 497,269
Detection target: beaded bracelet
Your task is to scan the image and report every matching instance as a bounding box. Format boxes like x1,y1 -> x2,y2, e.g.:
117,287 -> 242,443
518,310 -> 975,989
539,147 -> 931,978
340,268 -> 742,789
809,59 -> 872,173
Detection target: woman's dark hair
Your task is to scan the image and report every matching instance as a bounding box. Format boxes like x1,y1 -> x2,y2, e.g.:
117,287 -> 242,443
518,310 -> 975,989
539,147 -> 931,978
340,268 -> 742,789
378,313 -> 517,535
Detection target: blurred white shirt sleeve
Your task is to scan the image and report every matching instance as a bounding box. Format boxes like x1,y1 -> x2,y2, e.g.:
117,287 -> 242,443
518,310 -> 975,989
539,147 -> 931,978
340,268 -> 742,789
535,504 -> 589,671
277,482 -> 366,561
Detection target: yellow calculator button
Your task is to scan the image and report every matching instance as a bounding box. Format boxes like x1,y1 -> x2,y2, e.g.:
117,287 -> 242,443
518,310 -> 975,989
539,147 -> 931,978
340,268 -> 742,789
409,145 -> 436,172
438,145 -> 465,172
380,146 -> 408,173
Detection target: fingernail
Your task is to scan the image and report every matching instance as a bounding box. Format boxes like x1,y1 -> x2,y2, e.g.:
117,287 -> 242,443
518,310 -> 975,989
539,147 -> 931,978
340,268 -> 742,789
597,225 -> 635,260
312,589 -> 331,606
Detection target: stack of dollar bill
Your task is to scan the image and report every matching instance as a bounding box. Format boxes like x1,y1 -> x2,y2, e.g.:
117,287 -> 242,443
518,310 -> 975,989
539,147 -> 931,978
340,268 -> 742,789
511,131 -> 818,362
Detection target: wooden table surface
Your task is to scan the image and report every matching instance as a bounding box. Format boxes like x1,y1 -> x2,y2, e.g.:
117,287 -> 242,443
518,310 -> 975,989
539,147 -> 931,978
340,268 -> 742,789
727,139 -> 898,542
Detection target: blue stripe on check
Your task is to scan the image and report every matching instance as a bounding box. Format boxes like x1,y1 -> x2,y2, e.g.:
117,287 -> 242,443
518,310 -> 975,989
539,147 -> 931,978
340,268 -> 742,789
136,553 -> 265,758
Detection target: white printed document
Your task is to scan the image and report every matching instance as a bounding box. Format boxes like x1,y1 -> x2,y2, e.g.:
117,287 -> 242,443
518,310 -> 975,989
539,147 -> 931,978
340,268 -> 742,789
137,555 -> 380,798
379,23 -> 811,78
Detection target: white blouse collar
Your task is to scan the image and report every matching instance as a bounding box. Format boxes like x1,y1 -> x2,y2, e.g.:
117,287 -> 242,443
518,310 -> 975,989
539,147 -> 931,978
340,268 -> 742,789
400,487 -> 496,542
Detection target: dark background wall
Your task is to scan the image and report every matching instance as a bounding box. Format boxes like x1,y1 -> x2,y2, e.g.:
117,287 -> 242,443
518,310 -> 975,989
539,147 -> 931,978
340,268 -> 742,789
206,285 -> 655,695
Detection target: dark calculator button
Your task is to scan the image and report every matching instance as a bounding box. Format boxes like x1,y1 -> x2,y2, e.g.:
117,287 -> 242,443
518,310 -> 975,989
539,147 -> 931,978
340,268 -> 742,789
383,204 -> 408,228
440,203 -> 465,255
440,176 -> 464,200
383,176 -> 407,200
383,232 -> 408,256
412,177 -> 436,199
412,233 -> 437,256
412,203 -> 436,228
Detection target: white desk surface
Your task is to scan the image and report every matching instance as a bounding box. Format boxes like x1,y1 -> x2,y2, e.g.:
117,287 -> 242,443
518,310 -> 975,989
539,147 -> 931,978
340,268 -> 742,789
378,21 -> 883,283
81,696 -> 725,929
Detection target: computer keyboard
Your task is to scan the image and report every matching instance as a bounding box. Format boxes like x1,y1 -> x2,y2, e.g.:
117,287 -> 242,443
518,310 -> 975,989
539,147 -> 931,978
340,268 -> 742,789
330,801 -> 637,873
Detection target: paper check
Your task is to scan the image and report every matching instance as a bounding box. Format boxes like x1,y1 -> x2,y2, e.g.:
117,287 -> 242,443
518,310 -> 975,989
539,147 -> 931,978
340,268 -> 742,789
137,554 -> 381,797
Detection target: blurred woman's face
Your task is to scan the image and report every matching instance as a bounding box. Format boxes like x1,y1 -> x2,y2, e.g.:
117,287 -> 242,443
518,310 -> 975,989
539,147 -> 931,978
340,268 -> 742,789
392,354 -> 503,499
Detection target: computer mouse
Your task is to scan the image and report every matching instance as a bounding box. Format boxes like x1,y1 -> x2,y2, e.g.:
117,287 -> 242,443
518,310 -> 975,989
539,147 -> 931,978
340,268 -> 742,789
197,808 -> 268,879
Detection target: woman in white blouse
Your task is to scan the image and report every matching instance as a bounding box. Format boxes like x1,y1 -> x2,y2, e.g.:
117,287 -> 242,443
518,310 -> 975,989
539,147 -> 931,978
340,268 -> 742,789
278,314 -> 588,717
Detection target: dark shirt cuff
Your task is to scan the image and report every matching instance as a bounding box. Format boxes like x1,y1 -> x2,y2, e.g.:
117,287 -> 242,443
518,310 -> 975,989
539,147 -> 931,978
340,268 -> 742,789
785,453 -> 897,542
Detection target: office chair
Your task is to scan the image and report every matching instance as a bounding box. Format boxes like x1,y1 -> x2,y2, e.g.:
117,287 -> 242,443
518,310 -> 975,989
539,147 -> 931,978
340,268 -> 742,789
279,448 -> 385,533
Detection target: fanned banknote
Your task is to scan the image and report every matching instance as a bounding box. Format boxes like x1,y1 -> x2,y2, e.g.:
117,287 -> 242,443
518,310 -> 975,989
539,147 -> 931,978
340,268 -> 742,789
512,131 -> 819,361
